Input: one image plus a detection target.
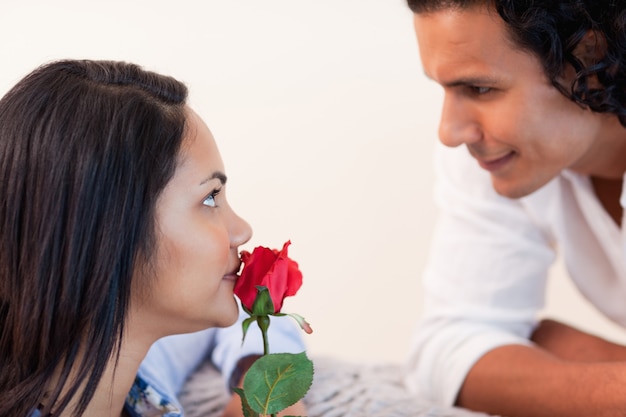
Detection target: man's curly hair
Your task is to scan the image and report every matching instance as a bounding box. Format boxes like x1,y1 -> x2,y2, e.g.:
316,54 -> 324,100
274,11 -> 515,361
407,0 -> 626,126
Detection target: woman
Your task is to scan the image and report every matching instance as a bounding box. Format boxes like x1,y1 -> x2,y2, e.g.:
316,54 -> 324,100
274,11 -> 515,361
405,1 -> 626,417
0,60 -> 305,417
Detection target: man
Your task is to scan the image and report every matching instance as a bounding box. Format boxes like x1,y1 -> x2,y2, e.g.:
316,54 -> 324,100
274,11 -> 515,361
404,1 -> 626,416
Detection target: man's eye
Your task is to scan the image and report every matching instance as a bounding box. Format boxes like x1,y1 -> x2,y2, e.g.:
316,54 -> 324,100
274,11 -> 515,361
471,86 -> 492,95
202,188 -> 221,207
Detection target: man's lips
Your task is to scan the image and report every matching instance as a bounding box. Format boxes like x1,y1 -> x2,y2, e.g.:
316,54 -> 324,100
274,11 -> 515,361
474,151 -> 516,172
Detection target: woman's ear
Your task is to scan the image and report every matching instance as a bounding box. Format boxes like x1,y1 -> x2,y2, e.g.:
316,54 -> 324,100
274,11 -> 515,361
574,30 -> 607,67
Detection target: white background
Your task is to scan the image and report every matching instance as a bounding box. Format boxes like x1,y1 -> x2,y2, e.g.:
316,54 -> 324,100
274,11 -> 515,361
2,0 -> 625,365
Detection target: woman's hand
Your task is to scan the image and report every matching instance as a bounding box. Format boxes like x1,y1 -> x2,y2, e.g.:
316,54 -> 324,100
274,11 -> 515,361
221,355 -> 308,416
220,394 -> 307,417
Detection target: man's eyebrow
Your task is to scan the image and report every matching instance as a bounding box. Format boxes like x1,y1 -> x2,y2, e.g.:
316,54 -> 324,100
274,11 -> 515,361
443,76 -> 498,88
423,71 -> 499,88
200,171 -> 227,186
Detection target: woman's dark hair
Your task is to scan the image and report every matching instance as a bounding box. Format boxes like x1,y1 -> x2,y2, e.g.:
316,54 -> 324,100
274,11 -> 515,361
407,0 -> 626,126
0,60 -> 188,416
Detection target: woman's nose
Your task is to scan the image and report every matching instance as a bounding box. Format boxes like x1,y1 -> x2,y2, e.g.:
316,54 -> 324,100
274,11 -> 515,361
229,210 -> 252,248
438,95 -> 482,148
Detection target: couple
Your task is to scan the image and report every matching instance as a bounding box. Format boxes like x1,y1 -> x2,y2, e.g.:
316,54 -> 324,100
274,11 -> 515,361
3,1 -> 626,416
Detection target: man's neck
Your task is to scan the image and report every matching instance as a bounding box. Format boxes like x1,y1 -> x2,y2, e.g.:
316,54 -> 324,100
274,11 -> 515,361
591,176 -> 624,227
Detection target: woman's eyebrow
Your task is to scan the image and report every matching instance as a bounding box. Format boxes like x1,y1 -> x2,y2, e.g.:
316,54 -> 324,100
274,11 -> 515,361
200,171 -> 227,186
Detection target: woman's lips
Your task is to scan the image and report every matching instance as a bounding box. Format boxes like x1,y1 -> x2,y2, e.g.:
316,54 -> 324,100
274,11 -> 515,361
223,273 -> 239,282
223,261 -> 242,282
476,151 -> 516,172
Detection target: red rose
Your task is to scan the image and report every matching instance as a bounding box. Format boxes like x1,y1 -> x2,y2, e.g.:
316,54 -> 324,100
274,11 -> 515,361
234,240 -> 303,313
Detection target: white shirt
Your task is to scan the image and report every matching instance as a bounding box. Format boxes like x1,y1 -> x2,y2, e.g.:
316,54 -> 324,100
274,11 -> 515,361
405,143 -> 626,406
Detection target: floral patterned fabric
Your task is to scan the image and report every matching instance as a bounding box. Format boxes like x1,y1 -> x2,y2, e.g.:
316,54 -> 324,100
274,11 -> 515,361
30,375 -> 182,417
125,376 -> 182,417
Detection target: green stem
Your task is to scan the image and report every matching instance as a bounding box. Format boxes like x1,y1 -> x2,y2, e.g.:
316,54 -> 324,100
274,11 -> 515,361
257,315 -> 271,356
261,325 -> 270,357
256,316 -> 275,417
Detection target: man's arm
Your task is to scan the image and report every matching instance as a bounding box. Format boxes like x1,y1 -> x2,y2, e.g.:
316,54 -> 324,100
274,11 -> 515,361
532,319 -> 626,361
457,319 -> 626,417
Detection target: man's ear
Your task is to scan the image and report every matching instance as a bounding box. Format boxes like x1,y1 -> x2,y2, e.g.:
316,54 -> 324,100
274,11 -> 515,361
573,30 -> 607,66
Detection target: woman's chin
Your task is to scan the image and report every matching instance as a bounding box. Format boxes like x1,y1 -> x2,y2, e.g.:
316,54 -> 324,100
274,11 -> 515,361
211,297 -> 240,328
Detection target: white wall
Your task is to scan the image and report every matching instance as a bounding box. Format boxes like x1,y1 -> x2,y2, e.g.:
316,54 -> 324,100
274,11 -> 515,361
2,0 -> 625,365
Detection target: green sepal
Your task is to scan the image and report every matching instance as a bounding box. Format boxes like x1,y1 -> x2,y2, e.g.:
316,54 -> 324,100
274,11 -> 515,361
241,316 -> 256,345
251,285 -> 275,316
285,313 -> 310,332
256,315 -> 271,334
232,387 -> 260,417
242,352 -> 314,415
241,301 -> 254,316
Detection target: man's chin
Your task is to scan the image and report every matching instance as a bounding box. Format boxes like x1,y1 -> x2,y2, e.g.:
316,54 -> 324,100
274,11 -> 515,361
491,178 -> 541,199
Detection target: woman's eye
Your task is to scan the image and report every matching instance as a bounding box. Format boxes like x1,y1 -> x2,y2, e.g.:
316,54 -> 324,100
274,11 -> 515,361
202,188 -> 221,207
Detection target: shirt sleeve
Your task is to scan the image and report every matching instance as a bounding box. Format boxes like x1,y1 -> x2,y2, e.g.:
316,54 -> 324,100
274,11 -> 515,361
211,301 -> 306,390
404,143 -> 556,406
